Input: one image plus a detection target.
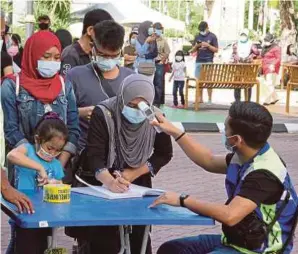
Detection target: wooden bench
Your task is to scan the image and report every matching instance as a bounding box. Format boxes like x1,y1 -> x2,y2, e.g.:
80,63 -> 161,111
286,65 -> 298,113
185,63 -> 260,110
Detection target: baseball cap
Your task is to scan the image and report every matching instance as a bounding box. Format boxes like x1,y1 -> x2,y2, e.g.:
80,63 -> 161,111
198,21 -> 208,32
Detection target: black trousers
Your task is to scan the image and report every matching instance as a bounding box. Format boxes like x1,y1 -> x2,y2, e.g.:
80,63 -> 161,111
14,226 -> 51,254
65,173 -> 153,254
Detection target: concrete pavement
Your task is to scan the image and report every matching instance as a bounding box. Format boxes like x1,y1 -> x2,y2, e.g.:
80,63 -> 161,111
2,133 -> 298,254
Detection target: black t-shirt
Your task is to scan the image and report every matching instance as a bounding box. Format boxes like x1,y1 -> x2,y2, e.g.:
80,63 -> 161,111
1,51 -> 13,78
61,41 -> 91,75
226,153 -> 284,205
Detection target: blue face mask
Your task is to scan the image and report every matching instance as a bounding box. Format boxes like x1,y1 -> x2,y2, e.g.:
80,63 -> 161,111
94,56 -> 120,72
148,27 -> 154,36
122,105 -> 146,124
37,60 -> 61,78
130,38 -> 136,46
155,29 -> 163,37
221,133 -> 238,152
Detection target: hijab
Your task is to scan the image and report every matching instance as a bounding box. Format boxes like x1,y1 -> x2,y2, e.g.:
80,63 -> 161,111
99,74 -> 157,169
261,33 -> 277,57
137,21 -> 153,45
6,31 -> 62,103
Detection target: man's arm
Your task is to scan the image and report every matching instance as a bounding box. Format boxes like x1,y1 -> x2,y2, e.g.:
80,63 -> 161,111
150,193 -> 256,227
153,114 -> 227,174
1,169 -> 34,214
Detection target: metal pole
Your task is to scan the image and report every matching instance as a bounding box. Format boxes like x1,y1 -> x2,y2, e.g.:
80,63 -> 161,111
25,0 -> 34,39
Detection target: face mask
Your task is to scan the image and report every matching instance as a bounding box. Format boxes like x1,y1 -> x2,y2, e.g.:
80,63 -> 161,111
155,29 -> 163,37
130,38 -> 136,46
200,31 -> 207,36
222,133 -> 239,152
240,35 -> 248,43
122,105 -> 146,124
264,41 -> 272,47
39,23 -> 50,30
94,56 -> 120,72
148,27 -> 154,36
36,145 -> 59,162
175,56 -> 183,62
7,45 -> 19,57
37,60 -> 61,78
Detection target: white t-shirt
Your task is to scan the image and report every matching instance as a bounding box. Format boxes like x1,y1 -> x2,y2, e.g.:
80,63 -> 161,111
172,61 -> 186,81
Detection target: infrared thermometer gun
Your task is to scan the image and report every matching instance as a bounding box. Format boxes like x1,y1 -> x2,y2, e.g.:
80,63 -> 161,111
138,101 -> 162,133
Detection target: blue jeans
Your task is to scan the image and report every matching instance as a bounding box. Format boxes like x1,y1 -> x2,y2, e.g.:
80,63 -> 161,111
153,64 -> 165,106
173,80 -> 185,106
6,222 -> 16,254
157,234 -> 242,254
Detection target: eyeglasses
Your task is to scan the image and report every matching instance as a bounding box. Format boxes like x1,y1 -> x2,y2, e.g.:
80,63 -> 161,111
92,45 -> 121,59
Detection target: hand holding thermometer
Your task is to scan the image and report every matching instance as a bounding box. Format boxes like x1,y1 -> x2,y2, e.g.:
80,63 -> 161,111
138,101 -> 162,133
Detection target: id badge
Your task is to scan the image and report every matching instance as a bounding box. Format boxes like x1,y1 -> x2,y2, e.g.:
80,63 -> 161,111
44,248 -> 67,254
44,104 -> 52,113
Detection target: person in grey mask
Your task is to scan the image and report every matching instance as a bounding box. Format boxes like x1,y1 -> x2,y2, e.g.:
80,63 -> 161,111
68,74 -> 173,254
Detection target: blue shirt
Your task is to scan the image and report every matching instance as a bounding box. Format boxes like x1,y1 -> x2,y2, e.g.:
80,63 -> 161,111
194,32 -> 218,63
15,143 -> 64,190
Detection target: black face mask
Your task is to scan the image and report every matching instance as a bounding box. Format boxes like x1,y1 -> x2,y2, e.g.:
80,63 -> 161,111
39,23 -> 50,30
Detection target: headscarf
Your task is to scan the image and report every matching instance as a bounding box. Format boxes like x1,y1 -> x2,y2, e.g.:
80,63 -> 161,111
261,33 -> 277,57
99,74 -> 157,169
6,31 -> 62,103
137,21 -> 153,45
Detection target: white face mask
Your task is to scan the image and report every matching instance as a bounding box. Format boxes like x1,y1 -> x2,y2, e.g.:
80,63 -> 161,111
240,35 -> 248,43
263,41 -> 272,47
175,56 -> 183,62
37,60 -> 61,78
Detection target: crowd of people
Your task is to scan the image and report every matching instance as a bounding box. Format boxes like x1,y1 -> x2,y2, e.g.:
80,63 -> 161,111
1,7 -> 298,254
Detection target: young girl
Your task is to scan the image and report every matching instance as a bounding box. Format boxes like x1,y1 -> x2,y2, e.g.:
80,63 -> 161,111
169,50 -> 186,108
6,112 -> 68,254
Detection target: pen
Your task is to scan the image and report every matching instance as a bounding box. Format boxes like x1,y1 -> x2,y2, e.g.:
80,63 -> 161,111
114,170 -> 122,178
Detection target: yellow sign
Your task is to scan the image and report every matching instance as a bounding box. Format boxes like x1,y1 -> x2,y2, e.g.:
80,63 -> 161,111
44,247 -> 67,254
43,184 -> 71,203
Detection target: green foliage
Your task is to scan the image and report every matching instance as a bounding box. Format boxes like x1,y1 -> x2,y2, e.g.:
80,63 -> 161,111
150,0 -> 204,39
34,0 -> 71,31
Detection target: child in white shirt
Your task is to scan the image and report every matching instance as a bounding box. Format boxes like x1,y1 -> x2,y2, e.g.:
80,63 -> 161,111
169,50 -> 186,108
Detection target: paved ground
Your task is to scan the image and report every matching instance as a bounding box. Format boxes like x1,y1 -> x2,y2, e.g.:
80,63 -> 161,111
2,133 -> 298,253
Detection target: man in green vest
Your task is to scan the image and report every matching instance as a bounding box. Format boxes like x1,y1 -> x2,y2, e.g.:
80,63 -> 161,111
151,101 -> 297,254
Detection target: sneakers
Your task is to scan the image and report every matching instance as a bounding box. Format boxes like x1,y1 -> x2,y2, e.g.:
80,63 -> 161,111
171,105 -> 185,109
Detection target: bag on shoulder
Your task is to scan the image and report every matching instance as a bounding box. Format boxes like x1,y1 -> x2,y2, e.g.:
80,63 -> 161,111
138,62 -> 155,76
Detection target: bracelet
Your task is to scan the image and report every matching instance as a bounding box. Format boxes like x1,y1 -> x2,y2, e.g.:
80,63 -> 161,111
175,132 -> 186,142
95,168 -> 108,175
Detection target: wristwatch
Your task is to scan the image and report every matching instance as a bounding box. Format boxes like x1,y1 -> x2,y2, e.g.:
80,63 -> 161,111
146,161 -> 155,177
179,194 -> 190,207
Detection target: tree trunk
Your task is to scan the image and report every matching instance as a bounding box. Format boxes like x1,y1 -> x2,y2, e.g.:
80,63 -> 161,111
279,0 -> 297,61
205,0 -> 215,19
248,0 -> 254,30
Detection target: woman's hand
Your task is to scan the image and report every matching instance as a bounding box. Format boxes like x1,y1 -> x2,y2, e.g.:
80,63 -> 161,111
106,177 -> 130,193
151,114 -> 183,138
146,35 -> 156,44
149,192 -> 180,208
